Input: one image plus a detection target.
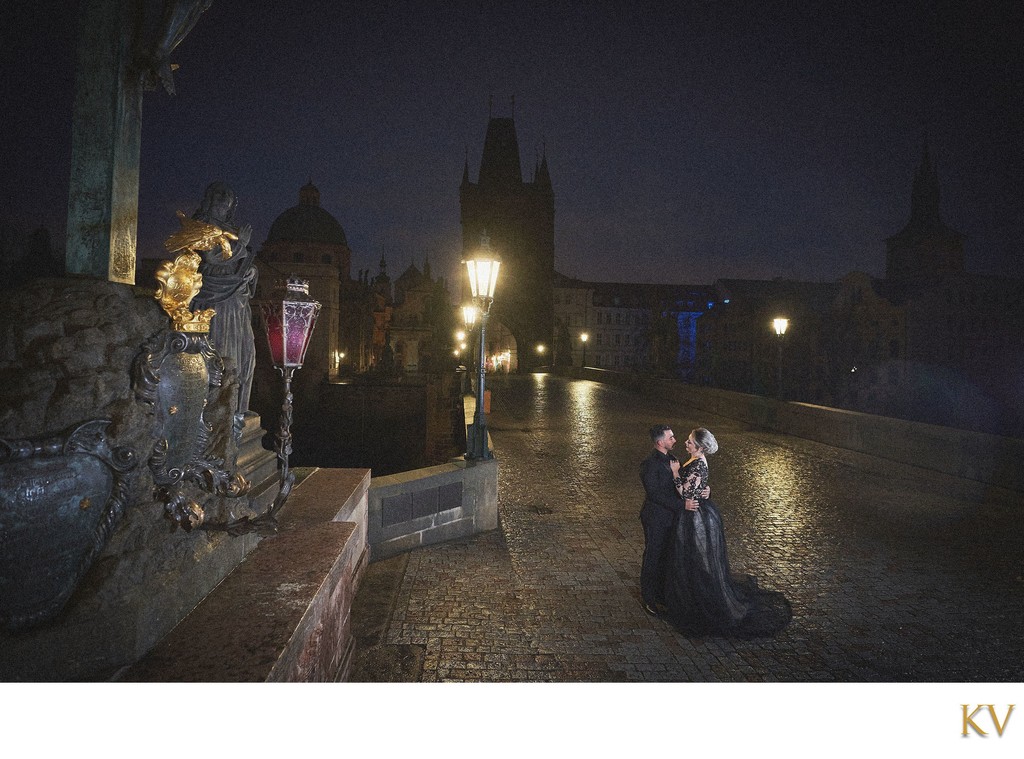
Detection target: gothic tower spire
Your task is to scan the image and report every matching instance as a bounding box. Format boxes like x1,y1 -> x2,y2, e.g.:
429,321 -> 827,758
478,116 -> 523,187
885,141 -> 964,284
459,108 -> 554,370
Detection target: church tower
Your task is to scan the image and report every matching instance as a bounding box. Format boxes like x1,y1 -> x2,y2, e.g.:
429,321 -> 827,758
885,143 -> 964,285
460,114 -> 555,370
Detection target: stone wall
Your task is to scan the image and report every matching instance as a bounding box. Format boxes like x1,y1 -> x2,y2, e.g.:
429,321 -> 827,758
122,468 -> 370,682
368,457 -> 498,560
0,278 -> 265,680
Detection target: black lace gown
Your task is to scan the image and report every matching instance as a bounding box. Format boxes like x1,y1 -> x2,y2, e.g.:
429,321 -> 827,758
663,457 -> 791,638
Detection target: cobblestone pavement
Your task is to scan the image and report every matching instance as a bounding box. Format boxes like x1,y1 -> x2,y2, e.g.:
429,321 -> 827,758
351,374 -> 1024,682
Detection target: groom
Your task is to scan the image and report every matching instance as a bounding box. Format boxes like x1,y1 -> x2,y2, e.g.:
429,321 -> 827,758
639,424 -> 700,616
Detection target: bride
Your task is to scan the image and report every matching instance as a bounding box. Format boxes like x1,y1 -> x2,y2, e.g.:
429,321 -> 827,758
664,427 -> 790,637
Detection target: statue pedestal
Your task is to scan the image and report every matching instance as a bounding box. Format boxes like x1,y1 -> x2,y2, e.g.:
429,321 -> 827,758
236,412 -> 279,508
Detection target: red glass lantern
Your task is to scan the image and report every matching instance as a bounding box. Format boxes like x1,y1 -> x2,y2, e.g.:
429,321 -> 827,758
260,277 -> 321,369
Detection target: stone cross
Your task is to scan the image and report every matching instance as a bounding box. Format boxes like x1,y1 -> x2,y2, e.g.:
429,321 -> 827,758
65,0 -> 211,284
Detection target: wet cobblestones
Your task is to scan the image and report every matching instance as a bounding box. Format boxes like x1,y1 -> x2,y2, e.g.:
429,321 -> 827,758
353,374 -> 1024,682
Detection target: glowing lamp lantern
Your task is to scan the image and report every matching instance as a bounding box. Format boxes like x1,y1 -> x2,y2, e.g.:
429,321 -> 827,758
772,317 -> 789,399
463,235 -> 501,460
465,255 -> 500,303
262,278 -> 321,369
258,276 -> 321,518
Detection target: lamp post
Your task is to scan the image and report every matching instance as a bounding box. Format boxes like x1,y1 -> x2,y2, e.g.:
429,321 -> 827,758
461,305 -> 479,393
259,277 -> 321,515
580,332 -> 589,367
773,317 -> 789,399
463,238 -> 500,460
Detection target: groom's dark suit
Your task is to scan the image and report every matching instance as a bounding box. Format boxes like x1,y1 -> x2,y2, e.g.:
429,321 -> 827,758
639,448 -> 681,608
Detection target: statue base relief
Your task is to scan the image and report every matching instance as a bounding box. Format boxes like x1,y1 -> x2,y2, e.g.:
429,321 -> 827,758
236,411 -> 280,509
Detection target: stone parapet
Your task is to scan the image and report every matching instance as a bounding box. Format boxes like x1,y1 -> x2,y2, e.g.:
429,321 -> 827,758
122,468 -> 369,682
574,367 -> 1024,493
368,458 -> 498,561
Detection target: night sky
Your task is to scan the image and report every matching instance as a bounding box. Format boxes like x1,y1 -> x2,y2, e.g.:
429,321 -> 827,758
4,0 -> 1023,288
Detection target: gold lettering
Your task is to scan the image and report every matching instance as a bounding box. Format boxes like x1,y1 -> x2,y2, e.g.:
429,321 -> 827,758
962,705 -> 987,736
988,704 -> 1014,737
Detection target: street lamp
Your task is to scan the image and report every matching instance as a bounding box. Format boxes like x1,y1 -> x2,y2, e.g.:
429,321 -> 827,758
460,304 -> 479,397
463,237 -> 500,460
259,277 -> 321,516
773,317 -> 789,399
580,332 -> 589,367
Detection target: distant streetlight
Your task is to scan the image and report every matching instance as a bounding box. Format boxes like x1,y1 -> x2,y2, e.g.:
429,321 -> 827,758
580,332 -> 589,367
773,317 -> 789,398
463,236 -> 500,460
536,343 -> 546,355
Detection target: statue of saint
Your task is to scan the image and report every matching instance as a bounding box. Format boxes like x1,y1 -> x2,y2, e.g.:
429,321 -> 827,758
191,181 -> 257,421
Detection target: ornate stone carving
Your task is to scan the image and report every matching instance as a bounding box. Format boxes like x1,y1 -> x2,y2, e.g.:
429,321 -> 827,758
133,216 -> 250,531
133,325 -> 249,531
0,420 -> 137,631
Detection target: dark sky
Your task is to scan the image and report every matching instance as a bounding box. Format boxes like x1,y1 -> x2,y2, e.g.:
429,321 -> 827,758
3,0 -> 1023,287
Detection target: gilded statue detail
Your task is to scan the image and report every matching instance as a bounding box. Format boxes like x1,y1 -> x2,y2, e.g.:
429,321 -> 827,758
153,211 -> 238,333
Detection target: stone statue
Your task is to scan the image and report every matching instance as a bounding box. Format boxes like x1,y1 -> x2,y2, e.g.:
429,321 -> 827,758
191,181 -> 257,421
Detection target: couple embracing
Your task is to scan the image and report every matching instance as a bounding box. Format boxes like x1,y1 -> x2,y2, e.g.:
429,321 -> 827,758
639,424 -> 790,638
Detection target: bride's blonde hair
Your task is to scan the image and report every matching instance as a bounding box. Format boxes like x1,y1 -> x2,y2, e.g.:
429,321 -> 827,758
692,427 -> 719,455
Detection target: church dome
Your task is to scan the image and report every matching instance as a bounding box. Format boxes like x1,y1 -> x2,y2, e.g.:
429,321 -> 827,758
266,181 -> 348,246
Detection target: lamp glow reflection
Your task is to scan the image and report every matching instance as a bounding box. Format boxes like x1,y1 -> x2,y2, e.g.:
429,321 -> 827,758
463,235 -> 500,460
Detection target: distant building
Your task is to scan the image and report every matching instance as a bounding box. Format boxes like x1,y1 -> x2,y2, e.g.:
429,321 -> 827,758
821,271 -> 907,410
695,278 -> 839,398
691,144 -> 1024,435
453,115 -> 1022,432
460,115 -> 554,370
845,144 -> 1023,433
389,258 -> 456,373
553,271 -> 713,377
551,272 -> 592,367
256,181 -> 352,382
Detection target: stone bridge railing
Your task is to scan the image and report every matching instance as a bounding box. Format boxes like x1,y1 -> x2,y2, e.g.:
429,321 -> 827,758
367,458 -> 498,560
572,367 -> 1024,494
